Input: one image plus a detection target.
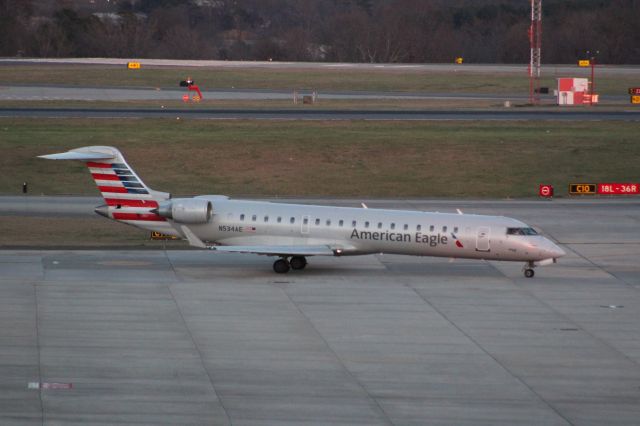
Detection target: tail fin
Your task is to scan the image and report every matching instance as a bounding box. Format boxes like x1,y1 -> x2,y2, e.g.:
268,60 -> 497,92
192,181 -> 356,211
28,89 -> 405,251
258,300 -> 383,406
40,146 -> 173,230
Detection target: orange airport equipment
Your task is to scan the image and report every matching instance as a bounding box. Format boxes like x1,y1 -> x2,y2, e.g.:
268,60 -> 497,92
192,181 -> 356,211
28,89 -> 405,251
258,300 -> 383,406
180,77 -> 203,101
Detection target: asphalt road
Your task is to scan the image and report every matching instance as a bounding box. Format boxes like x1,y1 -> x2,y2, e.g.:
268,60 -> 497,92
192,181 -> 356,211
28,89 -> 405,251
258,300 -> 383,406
1,106 -> 638,121
1,85 -> 627,102
1,85 -> 550,102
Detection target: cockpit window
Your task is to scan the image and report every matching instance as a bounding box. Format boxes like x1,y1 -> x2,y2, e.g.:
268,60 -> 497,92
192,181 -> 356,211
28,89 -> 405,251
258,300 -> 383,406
506,227 -> 538,236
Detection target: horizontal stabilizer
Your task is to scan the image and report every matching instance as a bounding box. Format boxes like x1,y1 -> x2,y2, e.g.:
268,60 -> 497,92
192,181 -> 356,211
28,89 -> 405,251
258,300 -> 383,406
213,245 -> 336,256
38,151 -> 115,161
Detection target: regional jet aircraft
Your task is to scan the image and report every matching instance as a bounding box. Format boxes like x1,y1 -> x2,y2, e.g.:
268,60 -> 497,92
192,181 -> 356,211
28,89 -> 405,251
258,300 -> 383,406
40,146 -> 565,277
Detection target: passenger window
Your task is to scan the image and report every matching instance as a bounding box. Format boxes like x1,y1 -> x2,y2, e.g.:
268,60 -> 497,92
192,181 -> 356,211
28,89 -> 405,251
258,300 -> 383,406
339,220 -> 344,227
290,217 -> 295,224
252,214 -> 257,222
390,223 -> 395,230
315,218 -> 320,225
240,214 -> 245,221
352,220 -> 357,227
429,225 -> 434,232
403,224 -> 408,231
377,222 -> 383,229
417,225 -> 422,231
326,220 -> 331,226
365,221 -> 370,228
303,217 -> 308,225
277,217 -> 282,223
442,226 -> 447,232
264,216 -> 269,222
454,227 -> 458,233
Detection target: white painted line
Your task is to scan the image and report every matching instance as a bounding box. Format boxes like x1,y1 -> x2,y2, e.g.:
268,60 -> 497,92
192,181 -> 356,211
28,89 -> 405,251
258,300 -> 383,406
28,382 -> 74,390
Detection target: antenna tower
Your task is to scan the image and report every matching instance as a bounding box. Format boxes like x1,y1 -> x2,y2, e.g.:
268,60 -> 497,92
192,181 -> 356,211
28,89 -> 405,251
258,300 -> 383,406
529,0 -> 542,104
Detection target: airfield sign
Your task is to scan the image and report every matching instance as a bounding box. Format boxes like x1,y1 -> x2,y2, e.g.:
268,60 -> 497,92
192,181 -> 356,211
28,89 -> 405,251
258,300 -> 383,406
569,184 -> 597,195
597,183 -> 640,195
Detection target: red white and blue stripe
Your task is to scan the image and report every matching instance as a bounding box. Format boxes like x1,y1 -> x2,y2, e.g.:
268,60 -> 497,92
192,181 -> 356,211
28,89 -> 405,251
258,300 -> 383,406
87,161 -> 166,224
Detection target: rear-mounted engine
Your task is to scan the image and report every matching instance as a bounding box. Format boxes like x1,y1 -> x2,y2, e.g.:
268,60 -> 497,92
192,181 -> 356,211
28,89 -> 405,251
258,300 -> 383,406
155,198 -> 212,224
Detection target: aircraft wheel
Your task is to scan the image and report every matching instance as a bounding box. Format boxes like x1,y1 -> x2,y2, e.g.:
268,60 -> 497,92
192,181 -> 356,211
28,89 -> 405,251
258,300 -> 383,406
524,268 -> 535,278
273,258 -> 290,274
290,256 -> 307,270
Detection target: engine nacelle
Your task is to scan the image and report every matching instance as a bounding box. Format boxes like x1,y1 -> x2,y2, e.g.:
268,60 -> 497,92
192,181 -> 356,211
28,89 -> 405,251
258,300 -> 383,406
156,198 -> 212,224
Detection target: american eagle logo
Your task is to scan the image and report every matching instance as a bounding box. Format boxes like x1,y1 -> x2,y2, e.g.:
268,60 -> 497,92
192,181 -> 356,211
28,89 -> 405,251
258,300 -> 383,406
451,233 -> 464,248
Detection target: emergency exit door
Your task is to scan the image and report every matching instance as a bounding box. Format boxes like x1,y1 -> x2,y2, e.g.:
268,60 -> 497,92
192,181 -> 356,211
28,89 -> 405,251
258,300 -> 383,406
476,227 -> 490,252
301,215 -> 310,235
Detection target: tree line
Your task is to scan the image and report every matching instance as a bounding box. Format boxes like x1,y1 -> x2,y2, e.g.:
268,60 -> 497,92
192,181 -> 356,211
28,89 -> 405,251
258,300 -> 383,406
1,0 -> 638,64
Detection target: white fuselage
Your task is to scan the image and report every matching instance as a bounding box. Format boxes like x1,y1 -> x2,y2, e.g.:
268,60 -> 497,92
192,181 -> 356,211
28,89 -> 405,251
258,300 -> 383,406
141,197 -> 564,262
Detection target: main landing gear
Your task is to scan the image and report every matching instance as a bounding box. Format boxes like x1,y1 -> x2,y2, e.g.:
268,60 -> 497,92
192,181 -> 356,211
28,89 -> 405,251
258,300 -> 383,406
273,256 -> 307,273
523,261 -> 535,278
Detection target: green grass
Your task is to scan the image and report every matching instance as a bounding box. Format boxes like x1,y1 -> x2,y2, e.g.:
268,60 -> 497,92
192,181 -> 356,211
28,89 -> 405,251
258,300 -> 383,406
2,118 -> 638,198
0,215 -> 187,247
0,64 -> 635,96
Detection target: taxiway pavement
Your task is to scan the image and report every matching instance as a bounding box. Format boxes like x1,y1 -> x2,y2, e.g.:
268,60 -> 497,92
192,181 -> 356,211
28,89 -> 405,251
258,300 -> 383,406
0,85 -> 541,102
2,58 -> 639,77
1,198 -> 639,424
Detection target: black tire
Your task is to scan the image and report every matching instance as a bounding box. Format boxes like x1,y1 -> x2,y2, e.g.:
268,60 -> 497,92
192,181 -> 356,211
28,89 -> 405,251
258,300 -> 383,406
290,256 -> 307,270
524,269 -> 535,278
273,259 -> 290,273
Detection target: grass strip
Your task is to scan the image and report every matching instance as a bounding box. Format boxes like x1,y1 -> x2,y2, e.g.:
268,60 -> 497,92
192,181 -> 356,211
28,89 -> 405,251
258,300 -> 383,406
0,64 -> 635,96
1,118 -> 638,199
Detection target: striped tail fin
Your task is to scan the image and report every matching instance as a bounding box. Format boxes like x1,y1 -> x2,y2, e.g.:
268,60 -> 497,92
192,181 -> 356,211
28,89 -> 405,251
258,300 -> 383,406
40,146 -> 175,232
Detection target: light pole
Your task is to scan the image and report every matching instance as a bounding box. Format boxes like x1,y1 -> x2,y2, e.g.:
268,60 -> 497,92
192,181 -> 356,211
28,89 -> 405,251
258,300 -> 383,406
587,50 -> 599,106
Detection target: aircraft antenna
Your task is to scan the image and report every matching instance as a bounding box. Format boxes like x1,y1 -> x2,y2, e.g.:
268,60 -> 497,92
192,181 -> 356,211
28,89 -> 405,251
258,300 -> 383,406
528,0 -> 542,104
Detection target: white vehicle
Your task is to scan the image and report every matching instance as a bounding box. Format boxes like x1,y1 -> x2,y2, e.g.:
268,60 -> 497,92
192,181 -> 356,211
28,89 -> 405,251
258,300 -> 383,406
40,146 -> 565,276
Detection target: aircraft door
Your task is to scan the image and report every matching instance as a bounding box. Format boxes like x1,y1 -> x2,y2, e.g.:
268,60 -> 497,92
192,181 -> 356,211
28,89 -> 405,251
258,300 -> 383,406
476,227 -> 490,252
301,215 -> 310,235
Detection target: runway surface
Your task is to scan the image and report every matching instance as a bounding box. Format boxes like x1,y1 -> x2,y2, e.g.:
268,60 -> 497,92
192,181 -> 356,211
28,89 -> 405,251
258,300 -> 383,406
3,57 -> 639,76
2,106 -> 638,121
1,198 -> 640,424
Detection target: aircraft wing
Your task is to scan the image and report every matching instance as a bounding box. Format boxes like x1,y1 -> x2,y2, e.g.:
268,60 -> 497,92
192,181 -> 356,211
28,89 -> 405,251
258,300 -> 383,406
212,245 -> 336,256
175,223 -> 339,256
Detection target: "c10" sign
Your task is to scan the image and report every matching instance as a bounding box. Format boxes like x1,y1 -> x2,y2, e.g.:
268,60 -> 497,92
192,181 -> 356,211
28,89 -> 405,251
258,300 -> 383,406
569,183 -> 597,195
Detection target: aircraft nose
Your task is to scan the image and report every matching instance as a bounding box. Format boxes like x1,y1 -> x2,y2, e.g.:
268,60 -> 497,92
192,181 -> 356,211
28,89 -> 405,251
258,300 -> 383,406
546,239 -> 566,258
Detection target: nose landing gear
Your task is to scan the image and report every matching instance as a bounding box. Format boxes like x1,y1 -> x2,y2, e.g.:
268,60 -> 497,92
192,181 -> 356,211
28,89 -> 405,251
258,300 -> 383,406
523,261 -> 535,278
273,256 -> 307,273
